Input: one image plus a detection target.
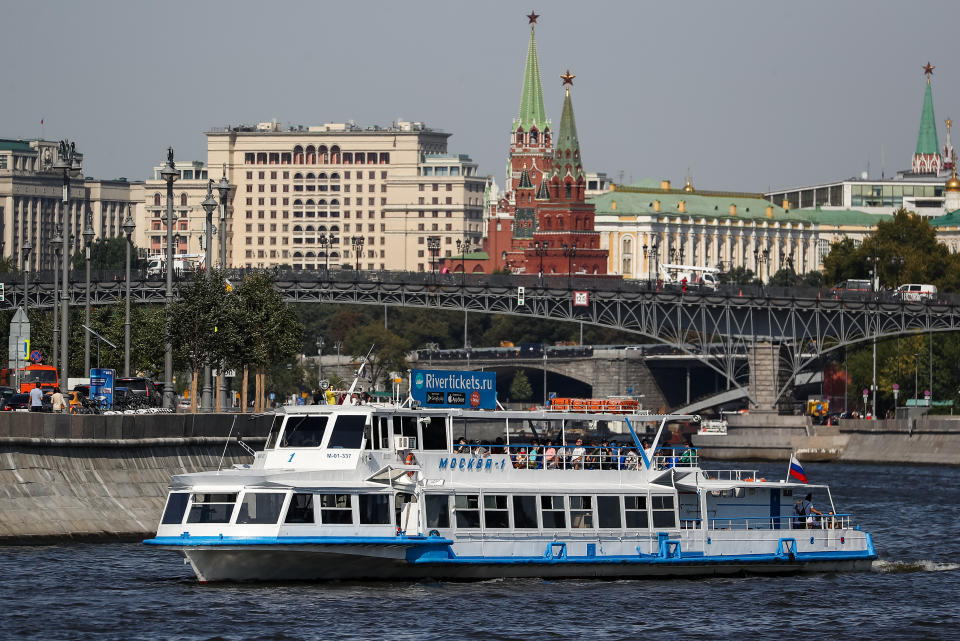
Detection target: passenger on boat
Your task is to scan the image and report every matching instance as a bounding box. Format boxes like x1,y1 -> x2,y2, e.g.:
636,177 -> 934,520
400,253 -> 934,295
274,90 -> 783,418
528,440 -> 540,469
598,439 -> 612,469
544,441 -> 557,468
679,438 -> 696,465
624,449 -> 640,470
473,440 -> 489,457
455,437 -> 469,454
513,447 -> 528,469
348,393 -> 360,406
794,493 -> 823,528
571,438 -> 586,469
492,437 -> 505,454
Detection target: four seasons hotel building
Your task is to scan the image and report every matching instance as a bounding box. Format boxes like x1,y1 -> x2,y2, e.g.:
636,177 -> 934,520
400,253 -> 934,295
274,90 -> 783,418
205,120 -> 487,270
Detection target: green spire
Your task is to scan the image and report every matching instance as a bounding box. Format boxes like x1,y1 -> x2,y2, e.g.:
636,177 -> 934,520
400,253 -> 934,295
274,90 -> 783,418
514,24 -> 548,132
517,165 -> 533,189
552,86 -> 584,181
535,177 -> 550,200
916,81 -> 940,155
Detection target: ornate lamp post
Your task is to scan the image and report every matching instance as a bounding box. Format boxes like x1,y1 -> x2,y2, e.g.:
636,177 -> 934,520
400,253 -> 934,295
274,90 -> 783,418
54,140 -> 82,394
534,240 -> 546,279
200,182 -> 218,411
319,233 -> 330,274
82,220 -> 95,375
160,148 -> 178,409
21,239 -> 32,310
50,228 -> 62,369
427,236 -> 440,274
563,243 -> 577,289
892,383 -> 899,412
456,239 -> 469,288
122,214 -> 135,377
351,235 -> 364,272
216,167 -> 230,410
316,337 -> 324,385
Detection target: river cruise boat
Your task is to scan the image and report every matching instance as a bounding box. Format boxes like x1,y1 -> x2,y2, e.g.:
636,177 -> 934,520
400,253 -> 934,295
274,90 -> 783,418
145,403 -> 876,582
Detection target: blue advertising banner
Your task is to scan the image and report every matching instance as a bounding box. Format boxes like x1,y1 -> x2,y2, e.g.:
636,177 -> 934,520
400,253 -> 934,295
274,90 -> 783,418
411,369 -> 496,409
90,368 -> 115,408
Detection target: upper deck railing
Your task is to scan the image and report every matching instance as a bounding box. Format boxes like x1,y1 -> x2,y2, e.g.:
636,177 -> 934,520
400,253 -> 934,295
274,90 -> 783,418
458,444 -> 699,471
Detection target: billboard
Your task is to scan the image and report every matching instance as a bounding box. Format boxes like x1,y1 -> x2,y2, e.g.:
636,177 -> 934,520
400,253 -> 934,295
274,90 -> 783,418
411,369 -> 496,409
90,368 -> 115,408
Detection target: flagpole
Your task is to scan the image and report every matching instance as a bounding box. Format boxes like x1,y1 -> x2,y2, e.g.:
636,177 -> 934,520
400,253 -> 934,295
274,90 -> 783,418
785,452 -> 793,483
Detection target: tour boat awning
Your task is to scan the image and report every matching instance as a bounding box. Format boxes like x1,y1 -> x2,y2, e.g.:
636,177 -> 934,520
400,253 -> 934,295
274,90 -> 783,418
366,465 -> 419,483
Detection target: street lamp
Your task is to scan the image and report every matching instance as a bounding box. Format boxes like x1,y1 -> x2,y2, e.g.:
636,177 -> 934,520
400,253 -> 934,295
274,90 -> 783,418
216,166 -> 230,410
200,181 -> 219,411
534,240 -> 546,279
914,353 -> 920,402
161,147 -> 178,409
319,234 -> 330,274
427,236 -> 440,274
122,214 -> 135,377
21,239 -> 32,310
351,235 -> 364,272
316,337 -> 324,385
50,228 -> 62,369
54,140 -> 82,394
563,243 -> 577,289
761,248 -> 769,282
455,239 -> 469,287
892,383 -> 899,412
82,220 -> 95,375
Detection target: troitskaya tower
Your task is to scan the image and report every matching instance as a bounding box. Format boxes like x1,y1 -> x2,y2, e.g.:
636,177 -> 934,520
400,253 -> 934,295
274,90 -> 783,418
913,62 -> 944,175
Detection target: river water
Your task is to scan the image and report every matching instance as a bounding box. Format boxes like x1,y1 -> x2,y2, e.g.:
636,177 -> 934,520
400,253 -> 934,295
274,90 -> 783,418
1,461 -> 957,640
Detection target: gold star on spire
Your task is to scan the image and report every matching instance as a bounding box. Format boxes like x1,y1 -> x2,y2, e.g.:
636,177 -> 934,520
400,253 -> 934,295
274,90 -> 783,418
560,70 -> 576,86
527,10 -> 539,25
924,61 -> 935,83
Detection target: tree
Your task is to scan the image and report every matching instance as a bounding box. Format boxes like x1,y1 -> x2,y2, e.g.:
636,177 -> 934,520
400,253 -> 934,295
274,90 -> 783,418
510,369 -> 533,402
71,236 -> 146,271
167,270 -> 231,412
719,267 -> 758,285
767,268 -> 801,287
342,322 -> 411,391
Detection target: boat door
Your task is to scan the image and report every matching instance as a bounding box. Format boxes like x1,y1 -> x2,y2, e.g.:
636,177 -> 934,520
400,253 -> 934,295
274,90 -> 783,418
770,488 -> 781,529
395,491 -> 421,535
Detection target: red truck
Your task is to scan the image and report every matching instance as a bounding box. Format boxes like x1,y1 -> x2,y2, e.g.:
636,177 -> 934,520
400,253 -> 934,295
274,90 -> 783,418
19,364 -> 60,394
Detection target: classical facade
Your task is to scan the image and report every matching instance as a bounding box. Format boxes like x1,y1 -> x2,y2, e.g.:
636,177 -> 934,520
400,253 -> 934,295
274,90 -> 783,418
0,138 -> 138,271
205,120 -> 485,271
138,160 -> 221,261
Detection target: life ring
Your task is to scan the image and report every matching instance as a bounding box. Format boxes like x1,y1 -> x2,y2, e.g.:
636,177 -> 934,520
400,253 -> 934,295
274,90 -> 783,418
405,452 -> 417,477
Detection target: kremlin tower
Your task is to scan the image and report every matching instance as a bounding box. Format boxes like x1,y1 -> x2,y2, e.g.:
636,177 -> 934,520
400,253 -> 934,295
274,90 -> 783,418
912,62 -> 944,175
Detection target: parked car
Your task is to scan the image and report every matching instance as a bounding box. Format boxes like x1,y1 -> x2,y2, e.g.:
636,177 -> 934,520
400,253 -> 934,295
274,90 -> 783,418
3,392 -> 51,412
74,384 -> 91,399
116,377 -> 160,406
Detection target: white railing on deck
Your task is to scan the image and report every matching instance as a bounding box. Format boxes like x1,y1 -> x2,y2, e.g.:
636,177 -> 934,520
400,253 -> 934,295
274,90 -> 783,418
709,514 -> 852,531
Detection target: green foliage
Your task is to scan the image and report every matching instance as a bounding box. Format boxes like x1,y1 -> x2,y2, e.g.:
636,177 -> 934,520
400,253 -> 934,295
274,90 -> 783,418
71,236 -> 146,271
168,270 -> 232,375
342,322 -> 411,391
510,369 -> 533,401
719,267 -> 759,285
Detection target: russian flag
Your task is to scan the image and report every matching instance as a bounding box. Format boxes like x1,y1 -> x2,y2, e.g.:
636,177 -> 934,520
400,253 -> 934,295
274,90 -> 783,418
788,454 -> 808,483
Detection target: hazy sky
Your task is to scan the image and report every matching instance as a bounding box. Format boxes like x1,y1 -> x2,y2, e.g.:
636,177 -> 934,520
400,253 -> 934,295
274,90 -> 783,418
4,1 -> 960,193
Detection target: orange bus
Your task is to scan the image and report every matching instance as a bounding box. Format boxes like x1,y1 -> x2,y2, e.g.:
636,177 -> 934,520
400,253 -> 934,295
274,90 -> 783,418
20,364 -> 60,394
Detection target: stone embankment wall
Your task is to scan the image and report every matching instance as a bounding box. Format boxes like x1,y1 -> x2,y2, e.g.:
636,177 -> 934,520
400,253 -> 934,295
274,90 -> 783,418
693,412 -> 960,465
0,413 -> 272,543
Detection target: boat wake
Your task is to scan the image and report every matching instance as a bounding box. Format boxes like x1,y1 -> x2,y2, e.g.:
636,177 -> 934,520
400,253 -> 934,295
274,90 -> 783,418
872,559 -> 960,573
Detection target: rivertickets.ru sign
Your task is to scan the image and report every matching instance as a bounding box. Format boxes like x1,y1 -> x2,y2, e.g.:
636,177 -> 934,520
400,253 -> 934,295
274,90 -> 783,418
411,369 -> 496,409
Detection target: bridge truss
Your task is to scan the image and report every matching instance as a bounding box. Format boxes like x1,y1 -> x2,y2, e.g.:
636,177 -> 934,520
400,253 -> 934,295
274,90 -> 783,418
5,271 -> 960,408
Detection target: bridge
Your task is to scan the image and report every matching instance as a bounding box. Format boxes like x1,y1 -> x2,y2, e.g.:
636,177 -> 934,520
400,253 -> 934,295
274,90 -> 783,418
5,269 -> 959,409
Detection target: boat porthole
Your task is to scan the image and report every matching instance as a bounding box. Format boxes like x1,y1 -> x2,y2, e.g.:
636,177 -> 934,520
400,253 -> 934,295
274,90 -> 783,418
809,537 -> 815,545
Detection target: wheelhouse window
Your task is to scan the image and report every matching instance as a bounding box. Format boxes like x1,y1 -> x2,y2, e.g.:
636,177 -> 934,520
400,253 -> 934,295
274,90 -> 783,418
625,496 -> 648,528
425,495 -> 450,528
420,416 -> 448,450
454,494 -> 480,528
359,494 -> 392,524
319,494 -> 353,524
265,415 -> 283,449
541,495 -> 566,529
512,496 -> 538,529
186,493 -> 237,524
570,496 -> 594,528
327,414 -> 366,448
483,495 -> 509,529
652,495 -> 676,528
284,493 -> 315,524
236,492 -> 285,524
597,496 -> 622,529
281,416 -> 328,447
161,492 -> 189,524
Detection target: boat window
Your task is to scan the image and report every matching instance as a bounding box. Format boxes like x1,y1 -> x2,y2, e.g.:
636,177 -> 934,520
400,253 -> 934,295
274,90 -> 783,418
625,496 -> 648,528
652,495 -> 676,528
359,494 -> 392,524
328,415 -> 366,448
265,415 -> 283,449
236,492 -> 285,524
161,492 -> 190,524
454,494 -> 480,528
420,416 -> 448,450
597,496 -> 622,529
483,495 -> 510,529
393,416 -> 418,438
425,495 -> 450,528
540,495 -> 566,529
186,493 -> 237,524
284,493 -> 315,524
395,492 -> 416,527
570,496 -> 594,528
319,494 -> 353,524
378,417 -> 390,449
512,496 -> 538,528
281,416 -> 328,448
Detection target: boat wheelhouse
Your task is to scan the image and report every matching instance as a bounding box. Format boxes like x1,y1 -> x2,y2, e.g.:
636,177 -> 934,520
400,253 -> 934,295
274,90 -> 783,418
145,404 -> 876,582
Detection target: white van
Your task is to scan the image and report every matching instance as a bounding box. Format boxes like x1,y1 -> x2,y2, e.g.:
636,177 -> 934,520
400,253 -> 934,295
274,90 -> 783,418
896,283 -> 937,302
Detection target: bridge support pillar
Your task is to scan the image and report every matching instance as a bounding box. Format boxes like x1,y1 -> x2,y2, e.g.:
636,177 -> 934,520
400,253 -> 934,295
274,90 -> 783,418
748,342 -> 780,411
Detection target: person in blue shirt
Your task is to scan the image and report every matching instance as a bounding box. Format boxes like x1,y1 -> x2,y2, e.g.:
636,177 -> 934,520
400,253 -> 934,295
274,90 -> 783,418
29,387 -> 44,412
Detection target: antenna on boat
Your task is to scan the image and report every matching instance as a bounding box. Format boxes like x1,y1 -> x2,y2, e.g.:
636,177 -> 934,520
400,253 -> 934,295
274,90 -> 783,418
342,344 -> 376,402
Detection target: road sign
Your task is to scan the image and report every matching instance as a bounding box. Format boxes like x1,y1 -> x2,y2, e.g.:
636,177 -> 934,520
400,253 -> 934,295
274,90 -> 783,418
319,379 -> 330,390
573,291 -> 590,307
29,350 -> 41,364
8,308 -> 30,374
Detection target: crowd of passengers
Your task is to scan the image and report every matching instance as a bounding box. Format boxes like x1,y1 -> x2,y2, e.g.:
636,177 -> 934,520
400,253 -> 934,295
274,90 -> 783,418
452,436 -> 696,470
